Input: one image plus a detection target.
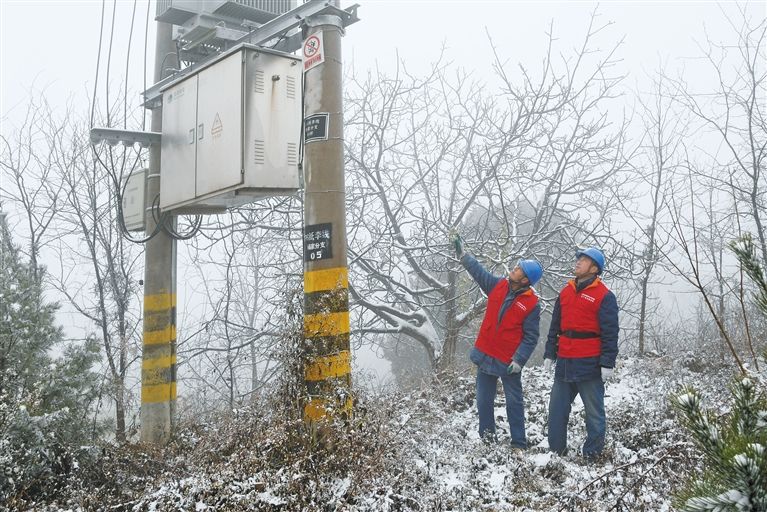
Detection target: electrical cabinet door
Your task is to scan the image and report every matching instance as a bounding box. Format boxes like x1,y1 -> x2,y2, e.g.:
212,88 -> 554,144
243,51 -> 301,189
160,77 -> 198,210
195,51 -> 244,198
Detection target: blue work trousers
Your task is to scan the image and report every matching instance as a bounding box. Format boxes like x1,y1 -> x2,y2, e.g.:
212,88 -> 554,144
476,369 -> 526,448
548,376 -> 605,457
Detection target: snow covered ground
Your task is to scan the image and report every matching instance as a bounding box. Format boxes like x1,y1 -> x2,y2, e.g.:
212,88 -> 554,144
28,355 -> 743,511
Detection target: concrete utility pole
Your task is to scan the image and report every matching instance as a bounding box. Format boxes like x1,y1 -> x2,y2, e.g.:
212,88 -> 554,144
301,13 -> 352,425
140,20 -> 178,444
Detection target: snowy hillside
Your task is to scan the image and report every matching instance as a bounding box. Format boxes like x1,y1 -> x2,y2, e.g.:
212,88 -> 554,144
16,355 -> 750,511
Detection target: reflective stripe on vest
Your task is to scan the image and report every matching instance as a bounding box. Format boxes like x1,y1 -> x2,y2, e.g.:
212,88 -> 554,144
474,280 -> 538,364
557,278 -> 608,358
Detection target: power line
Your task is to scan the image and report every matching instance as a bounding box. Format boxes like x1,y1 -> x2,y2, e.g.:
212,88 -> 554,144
124,0 -> 138,130
105,0 -> 117,126
142,0 -> 150,131
90,0 -> 106,128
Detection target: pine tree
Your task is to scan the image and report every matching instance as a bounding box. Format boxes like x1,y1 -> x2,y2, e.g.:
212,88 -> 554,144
672,380 -> 767,511
0,214 -> 102,504
0,215 -> 61,405
668,232 -> 767,511
730,233 -> 767,360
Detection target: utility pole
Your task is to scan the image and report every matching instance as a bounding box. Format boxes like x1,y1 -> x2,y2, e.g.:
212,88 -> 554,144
140,20 -> 178,444
301,12 -> 352,426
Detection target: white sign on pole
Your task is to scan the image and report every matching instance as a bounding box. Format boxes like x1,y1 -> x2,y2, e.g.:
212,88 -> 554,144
303,32 -> 324,72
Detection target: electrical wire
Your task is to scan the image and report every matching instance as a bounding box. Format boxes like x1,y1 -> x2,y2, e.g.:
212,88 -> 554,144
298,55 -> 306,175
144,190 -> 202,242
142,0 -> 150,130
105,0 -> 117,126
124,0 -> 138,130
113,0 -> 140,215
91,0 -> 169,245
162,212 -> 203,240
90,0 -> 106,128
90,0 -> 147,243
92,145 -> 163,244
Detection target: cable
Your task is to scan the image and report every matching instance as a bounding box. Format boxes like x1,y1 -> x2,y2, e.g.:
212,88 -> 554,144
91,145 -> 163,244
113,1 -> 139,196
91,0 -> 163,245
105,0 -> 117,125
298,57 -> 306,174
145,191 -> 202,241
162,213 -> 203,240
90,0 -> 107,128
142,0 -> 150,130
124,0 -> 138,129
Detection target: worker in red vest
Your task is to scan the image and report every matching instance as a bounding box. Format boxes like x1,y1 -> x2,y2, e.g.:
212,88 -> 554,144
452,233 -> 542,449
543,247 -> 619,459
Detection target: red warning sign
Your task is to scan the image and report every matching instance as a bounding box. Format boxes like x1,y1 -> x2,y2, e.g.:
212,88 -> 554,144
303,33 -> 324,72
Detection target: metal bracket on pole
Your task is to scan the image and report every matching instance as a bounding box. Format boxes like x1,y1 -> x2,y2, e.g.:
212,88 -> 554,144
302,14 -> 346,32
90,127 -> 162,148
141,1 -> 360,110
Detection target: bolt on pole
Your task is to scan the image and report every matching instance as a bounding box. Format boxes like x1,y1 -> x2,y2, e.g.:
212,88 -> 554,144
301,13 -> 352,428
140,20 -> 178,444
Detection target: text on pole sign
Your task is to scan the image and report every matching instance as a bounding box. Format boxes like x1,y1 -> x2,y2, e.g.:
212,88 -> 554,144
304,223 -> 333,262
304,113 -> 329,144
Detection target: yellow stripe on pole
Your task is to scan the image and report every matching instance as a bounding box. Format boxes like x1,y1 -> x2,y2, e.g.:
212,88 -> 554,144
141,382 -> 177,404
144,325 -> 176,345
304,311 -> 349,337
142,355 -> 176,371
304,267 -> 348,293
305,351 -> 351,381
304,396 -> 353,420
144,293 -> 176,311
304,398 -> 328,420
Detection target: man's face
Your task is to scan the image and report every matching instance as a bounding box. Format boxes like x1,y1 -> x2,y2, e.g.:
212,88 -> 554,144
509,265 -> 529,285
574,255 -> 597,279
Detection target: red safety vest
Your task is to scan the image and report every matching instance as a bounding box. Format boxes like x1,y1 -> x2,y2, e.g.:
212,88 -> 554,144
557,278 -> 609,358
474,280 -> 539,364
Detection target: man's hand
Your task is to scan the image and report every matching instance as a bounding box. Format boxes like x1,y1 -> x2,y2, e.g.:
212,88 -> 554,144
449,232 -> 464,258
601,367 -> 614,382
543,358 -> 553,371
507,361 -> 522,374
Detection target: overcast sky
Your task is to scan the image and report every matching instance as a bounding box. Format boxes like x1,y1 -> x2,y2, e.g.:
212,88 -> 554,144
1,0 -> 765,129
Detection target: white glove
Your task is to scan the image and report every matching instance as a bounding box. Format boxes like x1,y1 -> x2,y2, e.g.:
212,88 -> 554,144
507,361 -> 522,374
543,358 -> 553,371
601,367 -> 614,382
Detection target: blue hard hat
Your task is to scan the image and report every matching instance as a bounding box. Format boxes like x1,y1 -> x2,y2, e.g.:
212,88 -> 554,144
575,247 -> 605,274
517,259 -> 543,285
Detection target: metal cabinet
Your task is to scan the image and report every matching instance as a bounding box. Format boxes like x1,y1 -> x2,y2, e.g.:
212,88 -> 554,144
160,44 -> 301,213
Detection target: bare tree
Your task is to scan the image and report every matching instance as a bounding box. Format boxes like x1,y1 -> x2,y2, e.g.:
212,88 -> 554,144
654,7 -> 767,371
622,69 -> 684,355
51,118 -> 144,442
344,15 -> 633,371
178,203 -> 302,410
0,92 -> 145,442
0,91 -> 67,283
672,7 -> 767,264
661,163 -> 746,373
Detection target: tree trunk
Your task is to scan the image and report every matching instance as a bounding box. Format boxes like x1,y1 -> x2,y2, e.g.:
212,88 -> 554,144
638,273 -> 650,356
438,268 -> 459,372
115,377 -> 126,443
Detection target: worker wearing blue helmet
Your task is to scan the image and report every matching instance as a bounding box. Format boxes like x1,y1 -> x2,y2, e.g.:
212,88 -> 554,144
450,232 -> 542,449
544,246 -> 619,460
